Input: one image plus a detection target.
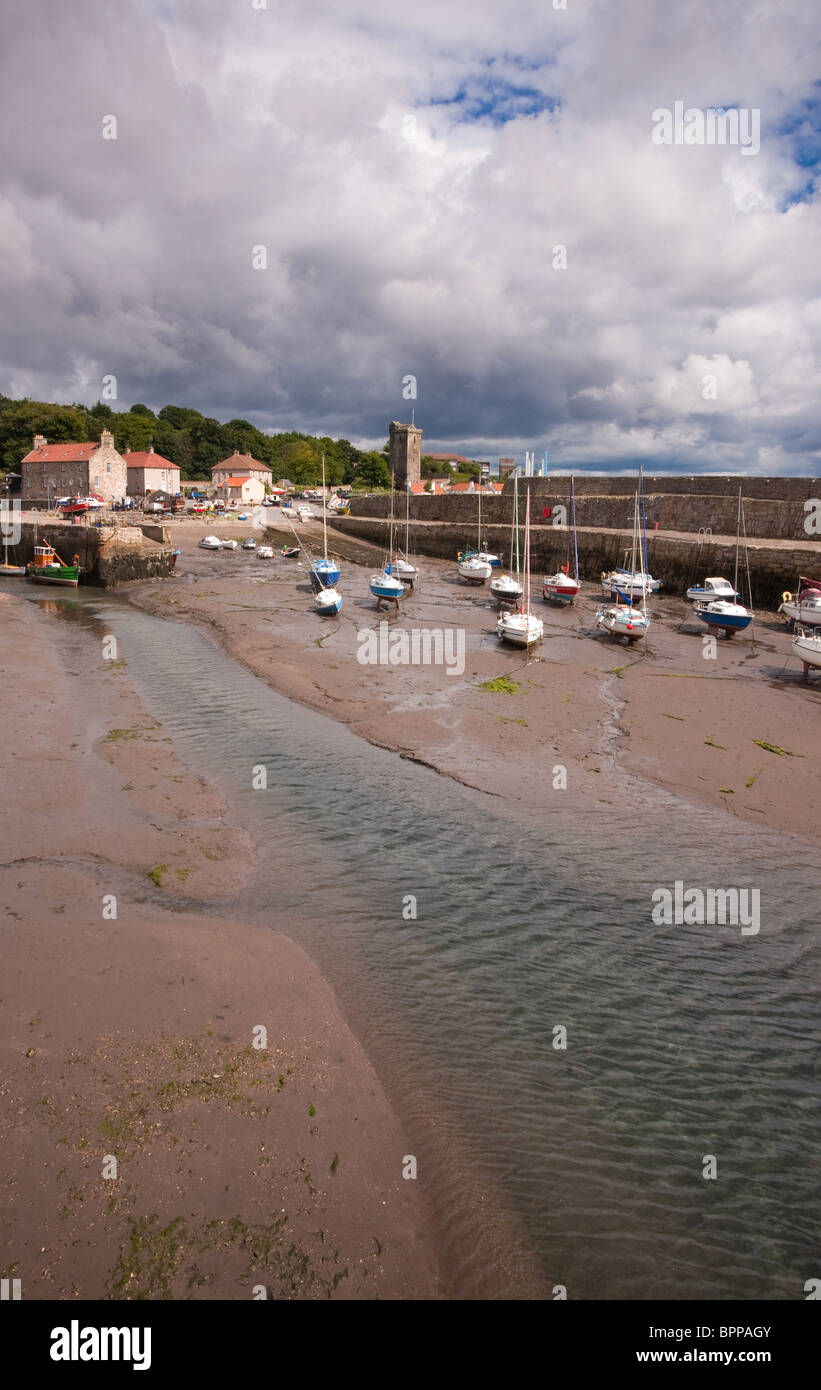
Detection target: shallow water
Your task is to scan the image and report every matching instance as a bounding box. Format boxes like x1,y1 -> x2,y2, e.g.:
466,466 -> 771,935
15,584 -> 821,1300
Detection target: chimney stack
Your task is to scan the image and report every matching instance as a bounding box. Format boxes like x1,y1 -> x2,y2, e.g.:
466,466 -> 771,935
33,434 -> 46,450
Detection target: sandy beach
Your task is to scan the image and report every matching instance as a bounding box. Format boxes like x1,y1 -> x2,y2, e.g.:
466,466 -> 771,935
0,590 -> 438,1300
130,514 -> 821,845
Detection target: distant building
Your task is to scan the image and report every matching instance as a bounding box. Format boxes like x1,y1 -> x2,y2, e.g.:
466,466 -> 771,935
389,421 -> 422,488
498,458 -> 517,478
125,446 -> 181,497
212,450 -> 272,488
20,429 -> 127,505
218,475 -> 266,505
423,451 -> 472,470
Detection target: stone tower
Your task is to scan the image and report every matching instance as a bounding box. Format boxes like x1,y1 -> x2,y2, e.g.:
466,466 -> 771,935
388,420 -> 422,488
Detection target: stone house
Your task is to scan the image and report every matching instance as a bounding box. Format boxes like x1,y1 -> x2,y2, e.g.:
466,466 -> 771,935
211,450 -> 272,489
21,429 -> 127,506
125,447 -> 181,497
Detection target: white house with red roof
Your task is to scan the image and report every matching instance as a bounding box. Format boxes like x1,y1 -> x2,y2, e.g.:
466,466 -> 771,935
212,450 -> 272,489
20,429 -> 127,506
124,446 -> 181,498
217,475 -> 266,505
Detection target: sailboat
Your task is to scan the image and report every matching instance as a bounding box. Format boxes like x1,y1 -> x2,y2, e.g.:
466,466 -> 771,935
369,475 -> 404,605
601,467 -> 659,598
496,488 -> 544,647
284,507 -> 341,614
595,488 -> 650,643
458,485 -> 493,583
694,488 -> 752,637
490,472 -> 524,604
792,624 -> 821,679
544,475 -> 581,604
392,481 -> 420,586
309,456 -> 341,593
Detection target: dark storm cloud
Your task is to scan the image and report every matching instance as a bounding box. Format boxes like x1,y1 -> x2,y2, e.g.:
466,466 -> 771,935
1,0 -> 820,471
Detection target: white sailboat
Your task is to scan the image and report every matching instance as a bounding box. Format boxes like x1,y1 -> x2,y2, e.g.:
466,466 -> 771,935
497,488 -> 544,647
490,473 -> 524,604
596,488 -> 650,643
369,476 -> 404,604
792,624 -> 821,679
458,485 -> 492,583
393,481 -> 420,586
313,457 -> 342,614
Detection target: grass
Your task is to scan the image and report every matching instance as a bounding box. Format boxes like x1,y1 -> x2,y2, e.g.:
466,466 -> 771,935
105,727 -> 141,742
479,677 -> 519,694
148,865 -> 168,887
661,713 -> 684,721
704,736 -> 727,750
754,740 -> 804,758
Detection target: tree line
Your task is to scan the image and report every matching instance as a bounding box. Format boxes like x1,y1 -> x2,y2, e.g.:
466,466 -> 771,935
0,396 -> 394,489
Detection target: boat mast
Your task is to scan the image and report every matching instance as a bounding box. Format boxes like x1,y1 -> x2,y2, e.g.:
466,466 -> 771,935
571,473 -> 579,582
734,485 -> 741,596
629,487 -> 639,610
321,453 -> 328,563
405,479 -> 411,558
524,486 -> 531,616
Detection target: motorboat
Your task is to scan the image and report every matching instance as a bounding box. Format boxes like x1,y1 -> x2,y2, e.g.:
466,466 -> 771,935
694,599 -> 752,635
198,534 -> 222,549
221,538 -> 238,550
686,577 -> 738,603
257,545 -> 274,559
242,537 -> 256,550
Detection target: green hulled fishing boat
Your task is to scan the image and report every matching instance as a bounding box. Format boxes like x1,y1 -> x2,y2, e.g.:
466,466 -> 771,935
26,542 -> 82,587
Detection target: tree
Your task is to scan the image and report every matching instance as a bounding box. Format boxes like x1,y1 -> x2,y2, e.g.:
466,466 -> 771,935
130,403 -> 156,419
355,453 -> 391,489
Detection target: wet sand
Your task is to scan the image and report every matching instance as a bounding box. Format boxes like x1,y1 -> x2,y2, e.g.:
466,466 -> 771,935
131,516 -> 821,844
0,590 -> 438,1299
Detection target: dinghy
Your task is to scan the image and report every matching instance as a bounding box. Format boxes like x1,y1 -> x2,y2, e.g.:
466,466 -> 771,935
309,455 -> 342,591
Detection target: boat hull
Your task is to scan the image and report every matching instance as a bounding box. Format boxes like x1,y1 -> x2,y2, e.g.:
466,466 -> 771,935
596,606 -> 649,642
458,560 -> 491,584
490,576 -> 523,602
544,575 -> 580,603
496,613 -> 544,646
310,560 -> 341,590
695,605 -> 752,633
315,588 -> 342,615
780,600 -> 821,625
0,564 -> 26,576
27,569 -> 80,587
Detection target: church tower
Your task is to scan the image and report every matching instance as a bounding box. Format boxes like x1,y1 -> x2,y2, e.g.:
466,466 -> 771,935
388,420 -> 422,488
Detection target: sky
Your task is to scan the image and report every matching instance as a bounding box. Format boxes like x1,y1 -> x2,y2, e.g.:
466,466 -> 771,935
1,0 -> 820,473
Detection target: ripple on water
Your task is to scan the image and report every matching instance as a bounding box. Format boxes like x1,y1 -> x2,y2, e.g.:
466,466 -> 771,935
24,589 -> 821,1299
